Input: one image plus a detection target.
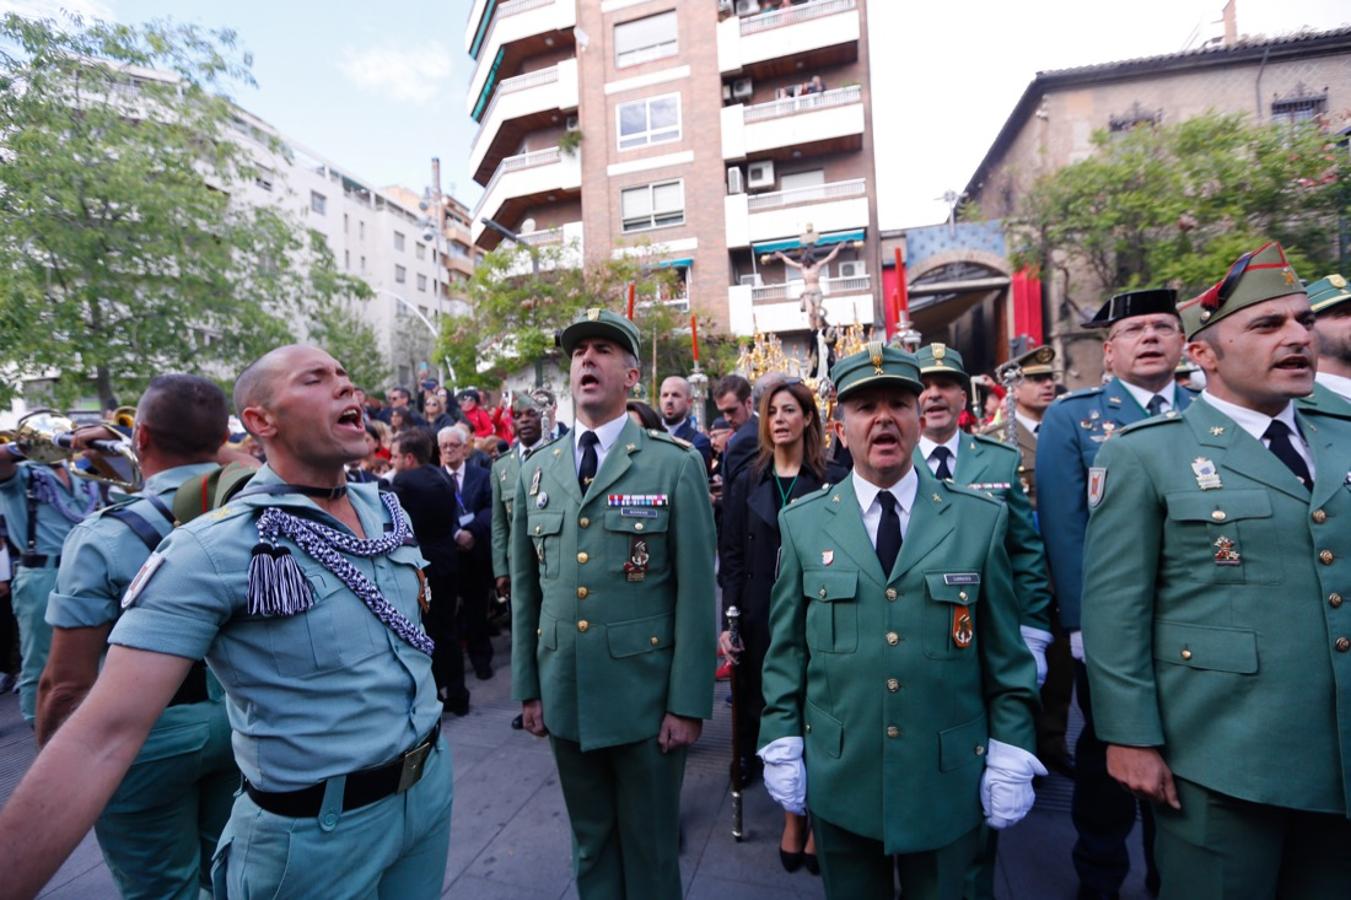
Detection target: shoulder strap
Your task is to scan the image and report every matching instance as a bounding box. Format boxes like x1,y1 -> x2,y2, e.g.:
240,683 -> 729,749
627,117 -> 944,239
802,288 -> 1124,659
171,463 -> 257,525
104,506 -> 167,554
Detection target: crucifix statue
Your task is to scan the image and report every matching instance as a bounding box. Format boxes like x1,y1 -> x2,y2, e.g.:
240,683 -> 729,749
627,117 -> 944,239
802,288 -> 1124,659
772,225 -> 844,332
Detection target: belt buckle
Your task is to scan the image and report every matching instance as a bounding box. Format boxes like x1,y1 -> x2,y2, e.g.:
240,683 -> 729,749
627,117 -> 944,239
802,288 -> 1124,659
396,739 -> 433,794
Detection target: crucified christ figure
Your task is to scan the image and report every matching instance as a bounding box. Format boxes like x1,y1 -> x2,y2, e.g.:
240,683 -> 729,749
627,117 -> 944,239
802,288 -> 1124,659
774,241 -> 843,331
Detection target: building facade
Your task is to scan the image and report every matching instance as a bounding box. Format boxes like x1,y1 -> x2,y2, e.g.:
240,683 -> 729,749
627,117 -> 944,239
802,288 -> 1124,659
963,25 -> 1351,385
234,113 -> 473,388
464,0 -> 881,349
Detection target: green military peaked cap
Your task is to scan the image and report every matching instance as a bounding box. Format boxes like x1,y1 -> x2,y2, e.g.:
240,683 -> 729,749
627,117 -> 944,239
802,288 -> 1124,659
1179,242 -> 1306,339
831,341 -> 924,401
916,343 -> 969,381
1012,344 -> 1055,376
1307,274 -> 1350,316
559,307 -> 642,359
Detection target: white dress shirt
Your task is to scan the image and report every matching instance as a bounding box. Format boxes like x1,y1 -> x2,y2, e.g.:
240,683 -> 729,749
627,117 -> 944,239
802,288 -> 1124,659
1199,391 -> 1316,478
852,467 -> 919,547
1119,379 -> 1177,416
1316,371 -> 1351,403
1013,411 -> 1042,436
917,433 -> 962,477
573,412 -> 630,474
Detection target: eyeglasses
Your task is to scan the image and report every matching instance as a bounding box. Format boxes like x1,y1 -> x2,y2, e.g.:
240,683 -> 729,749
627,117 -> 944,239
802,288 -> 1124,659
1109,321 -> 1181,341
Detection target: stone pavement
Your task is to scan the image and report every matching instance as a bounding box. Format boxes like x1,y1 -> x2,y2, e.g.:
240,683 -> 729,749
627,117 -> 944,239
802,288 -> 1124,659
0,633 -> 1153,898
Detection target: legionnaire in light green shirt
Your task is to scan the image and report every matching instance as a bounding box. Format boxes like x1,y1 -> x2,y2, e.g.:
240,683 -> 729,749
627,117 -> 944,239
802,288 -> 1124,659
38,375 -> 239,900
758,343 -> 1042,900
1084,242 -> 1351,899
0,346 -> 452,899
511,308 -> 716,900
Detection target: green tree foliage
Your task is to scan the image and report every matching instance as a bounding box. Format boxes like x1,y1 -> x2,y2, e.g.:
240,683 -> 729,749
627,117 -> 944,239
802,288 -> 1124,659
439,239 -> 740,395
0,13 -> 368,409
1007,112 -> 1350,310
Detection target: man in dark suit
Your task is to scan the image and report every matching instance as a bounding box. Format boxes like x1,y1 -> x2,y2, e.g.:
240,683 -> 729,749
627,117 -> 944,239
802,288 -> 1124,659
389,428 -> 470,715
659,376 -> 712,468
715,374 -> 758,489
439,425 -> 496,680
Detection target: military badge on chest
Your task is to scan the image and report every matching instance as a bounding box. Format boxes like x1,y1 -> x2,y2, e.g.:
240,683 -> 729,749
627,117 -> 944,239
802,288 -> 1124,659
625,537 -> 650,582
1213,535 -> 1241,566
952,607 -> 974,649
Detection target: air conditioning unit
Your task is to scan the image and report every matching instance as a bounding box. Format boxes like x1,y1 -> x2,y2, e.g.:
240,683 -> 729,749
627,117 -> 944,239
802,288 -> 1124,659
731,78 -> 753,100
735,0 -> 760,14
565,114 -> 580,132
719,0 -> 735,12
726,166 -> 745,195
837,261 -> 867,279
739,273 -> 763,287
746,159 -> 775,190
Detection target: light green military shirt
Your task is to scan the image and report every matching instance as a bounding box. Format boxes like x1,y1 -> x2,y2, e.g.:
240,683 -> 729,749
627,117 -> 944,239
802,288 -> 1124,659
0,461 -> 100,557
109,464 -> 441,792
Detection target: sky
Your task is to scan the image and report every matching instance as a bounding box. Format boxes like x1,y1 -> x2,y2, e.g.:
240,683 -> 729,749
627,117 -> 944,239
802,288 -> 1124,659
3,0 -> 1348,229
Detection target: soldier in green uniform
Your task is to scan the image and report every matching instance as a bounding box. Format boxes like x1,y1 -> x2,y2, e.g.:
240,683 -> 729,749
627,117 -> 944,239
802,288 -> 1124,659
511,308 -> 716,900
758,343 -> 1043,899
1308,274 -> 1351,406
0,424 -> 101,725
37,374 -> 239,900
914,343 -> 1055,899
0,346 -> 453,899
490,392 -> 548,604
1083,242 -> 1351,899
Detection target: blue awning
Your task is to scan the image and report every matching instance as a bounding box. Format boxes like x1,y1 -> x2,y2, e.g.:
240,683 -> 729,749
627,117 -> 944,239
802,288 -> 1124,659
752,229 -> 865,254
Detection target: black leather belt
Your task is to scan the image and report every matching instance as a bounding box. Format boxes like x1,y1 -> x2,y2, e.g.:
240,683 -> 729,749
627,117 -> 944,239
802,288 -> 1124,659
18,553 -> 59,568
243,721 -> 440,818
167,662 -> 209,707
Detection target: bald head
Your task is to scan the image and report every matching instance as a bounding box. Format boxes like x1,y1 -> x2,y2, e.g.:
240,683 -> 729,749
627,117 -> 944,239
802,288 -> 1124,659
234,345 -> 344,436
659,375 -> 693,426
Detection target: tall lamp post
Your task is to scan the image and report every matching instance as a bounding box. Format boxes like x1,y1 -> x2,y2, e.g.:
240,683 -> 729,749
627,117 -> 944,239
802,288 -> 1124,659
375,288 -> 456,388
480,216 -> 546,388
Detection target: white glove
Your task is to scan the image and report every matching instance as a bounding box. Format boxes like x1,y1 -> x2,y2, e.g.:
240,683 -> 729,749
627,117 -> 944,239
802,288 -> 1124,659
1020,626 -> 1052,688
757,736 -> 807,815
1069,629 -> 1084,662
979,739 -> 1047,829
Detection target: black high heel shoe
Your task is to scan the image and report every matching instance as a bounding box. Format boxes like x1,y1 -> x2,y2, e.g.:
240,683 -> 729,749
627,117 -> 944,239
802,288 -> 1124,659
779,847 -> 804,873
803,852 -> 820,875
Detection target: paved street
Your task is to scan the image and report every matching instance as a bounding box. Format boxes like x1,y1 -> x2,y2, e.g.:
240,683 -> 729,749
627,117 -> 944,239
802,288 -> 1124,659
1,632 -> 1153,898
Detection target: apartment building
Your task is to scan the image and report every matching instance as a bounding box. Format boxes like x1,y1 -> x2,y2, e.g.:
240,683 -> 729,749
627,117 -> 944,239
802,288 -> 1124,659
465,0 -> 880,350
234,114 -> 470,387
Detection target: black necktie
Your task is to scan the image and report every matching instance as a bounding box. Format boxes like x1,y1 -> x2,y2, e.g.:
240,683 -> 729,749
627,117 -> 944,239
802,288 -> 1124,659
875,491 -> 902,575
1263,420 -> 1312,491
577,431 -> 599,493
931,446 -> 954,481
1146,395 -> 1166,417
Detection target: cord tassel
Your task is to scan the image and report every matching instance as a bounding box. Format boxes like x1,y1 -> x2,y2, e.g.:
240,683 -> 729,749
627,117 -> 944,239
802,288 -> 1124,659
247,543 -> 314,617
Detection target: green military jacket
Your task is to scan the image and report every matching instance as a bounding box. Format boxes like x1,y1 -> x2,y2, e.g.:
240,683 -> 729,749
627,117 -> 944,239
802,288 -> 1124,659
510,419 -> 717,751
914,434 -> 1053,632
759,466 -> 1040,854
1083,398 -> 1351,815
490,450 -> 523,580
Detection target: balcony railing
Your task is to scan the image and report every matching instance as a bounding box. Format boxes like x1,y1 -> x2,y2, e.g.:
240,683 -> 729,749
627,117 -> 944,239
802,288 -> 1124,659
740,0 -> 856,35
473,146 -> 563,218
751,273 -> 870,304
747,177 -> 866,212
477,0 -> 554,61
471,64 -> 561,153
519,225 -> 564,246
743,84 -> 861,123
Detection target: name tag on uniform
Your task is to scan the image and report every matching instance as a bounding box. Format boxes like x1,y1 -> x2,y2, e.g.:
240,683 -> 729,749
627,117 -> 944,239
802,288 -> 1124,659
619,508 -> 659,518
459,513 -> 475,528
943,572 -> 981,586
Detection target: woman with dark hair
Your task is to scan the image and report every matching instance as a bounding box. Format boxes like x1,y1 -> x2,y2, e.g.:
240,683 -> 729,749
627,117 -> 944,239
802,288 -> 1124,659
625,399 -> 663,430
719,379 -> 826,875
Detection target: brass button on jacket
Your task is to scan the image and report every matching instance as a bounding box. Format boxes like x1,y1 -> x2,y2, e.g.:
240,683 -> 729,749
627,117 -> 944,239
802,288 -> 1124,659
1312,509 -> 1327,524
577,587 -> 589,599
1336,637 -> 1350,653
886,725 -> 899,738
1320,550 -> 1334,565
577,551 -> 589,564
1330,593 -> 1344,609
885,631 -> 899,646
886,678 -> 900,692
577,620 -> 589,633
885,588 -> 898,600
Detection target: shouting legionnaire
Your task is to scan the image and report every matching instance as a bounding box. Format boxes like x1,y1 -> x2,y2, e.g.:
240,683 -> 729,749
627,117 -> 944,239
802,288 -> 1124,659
1036,288 -> 1193,899
0,422 -> 101,725
0,347 -> 452,899
36,375 -> 239,899
511,308 -> 716,899
914,344 -> 1056,898
1084,242 -> 1351,899
1307,274 -> 1351,406
758,343 -> 1043,899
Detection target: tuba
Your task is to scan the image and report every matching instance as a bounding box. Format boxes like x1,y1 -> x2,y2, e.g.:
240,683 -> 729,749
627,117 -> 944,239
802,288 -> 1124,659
0,408 -> 142,492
